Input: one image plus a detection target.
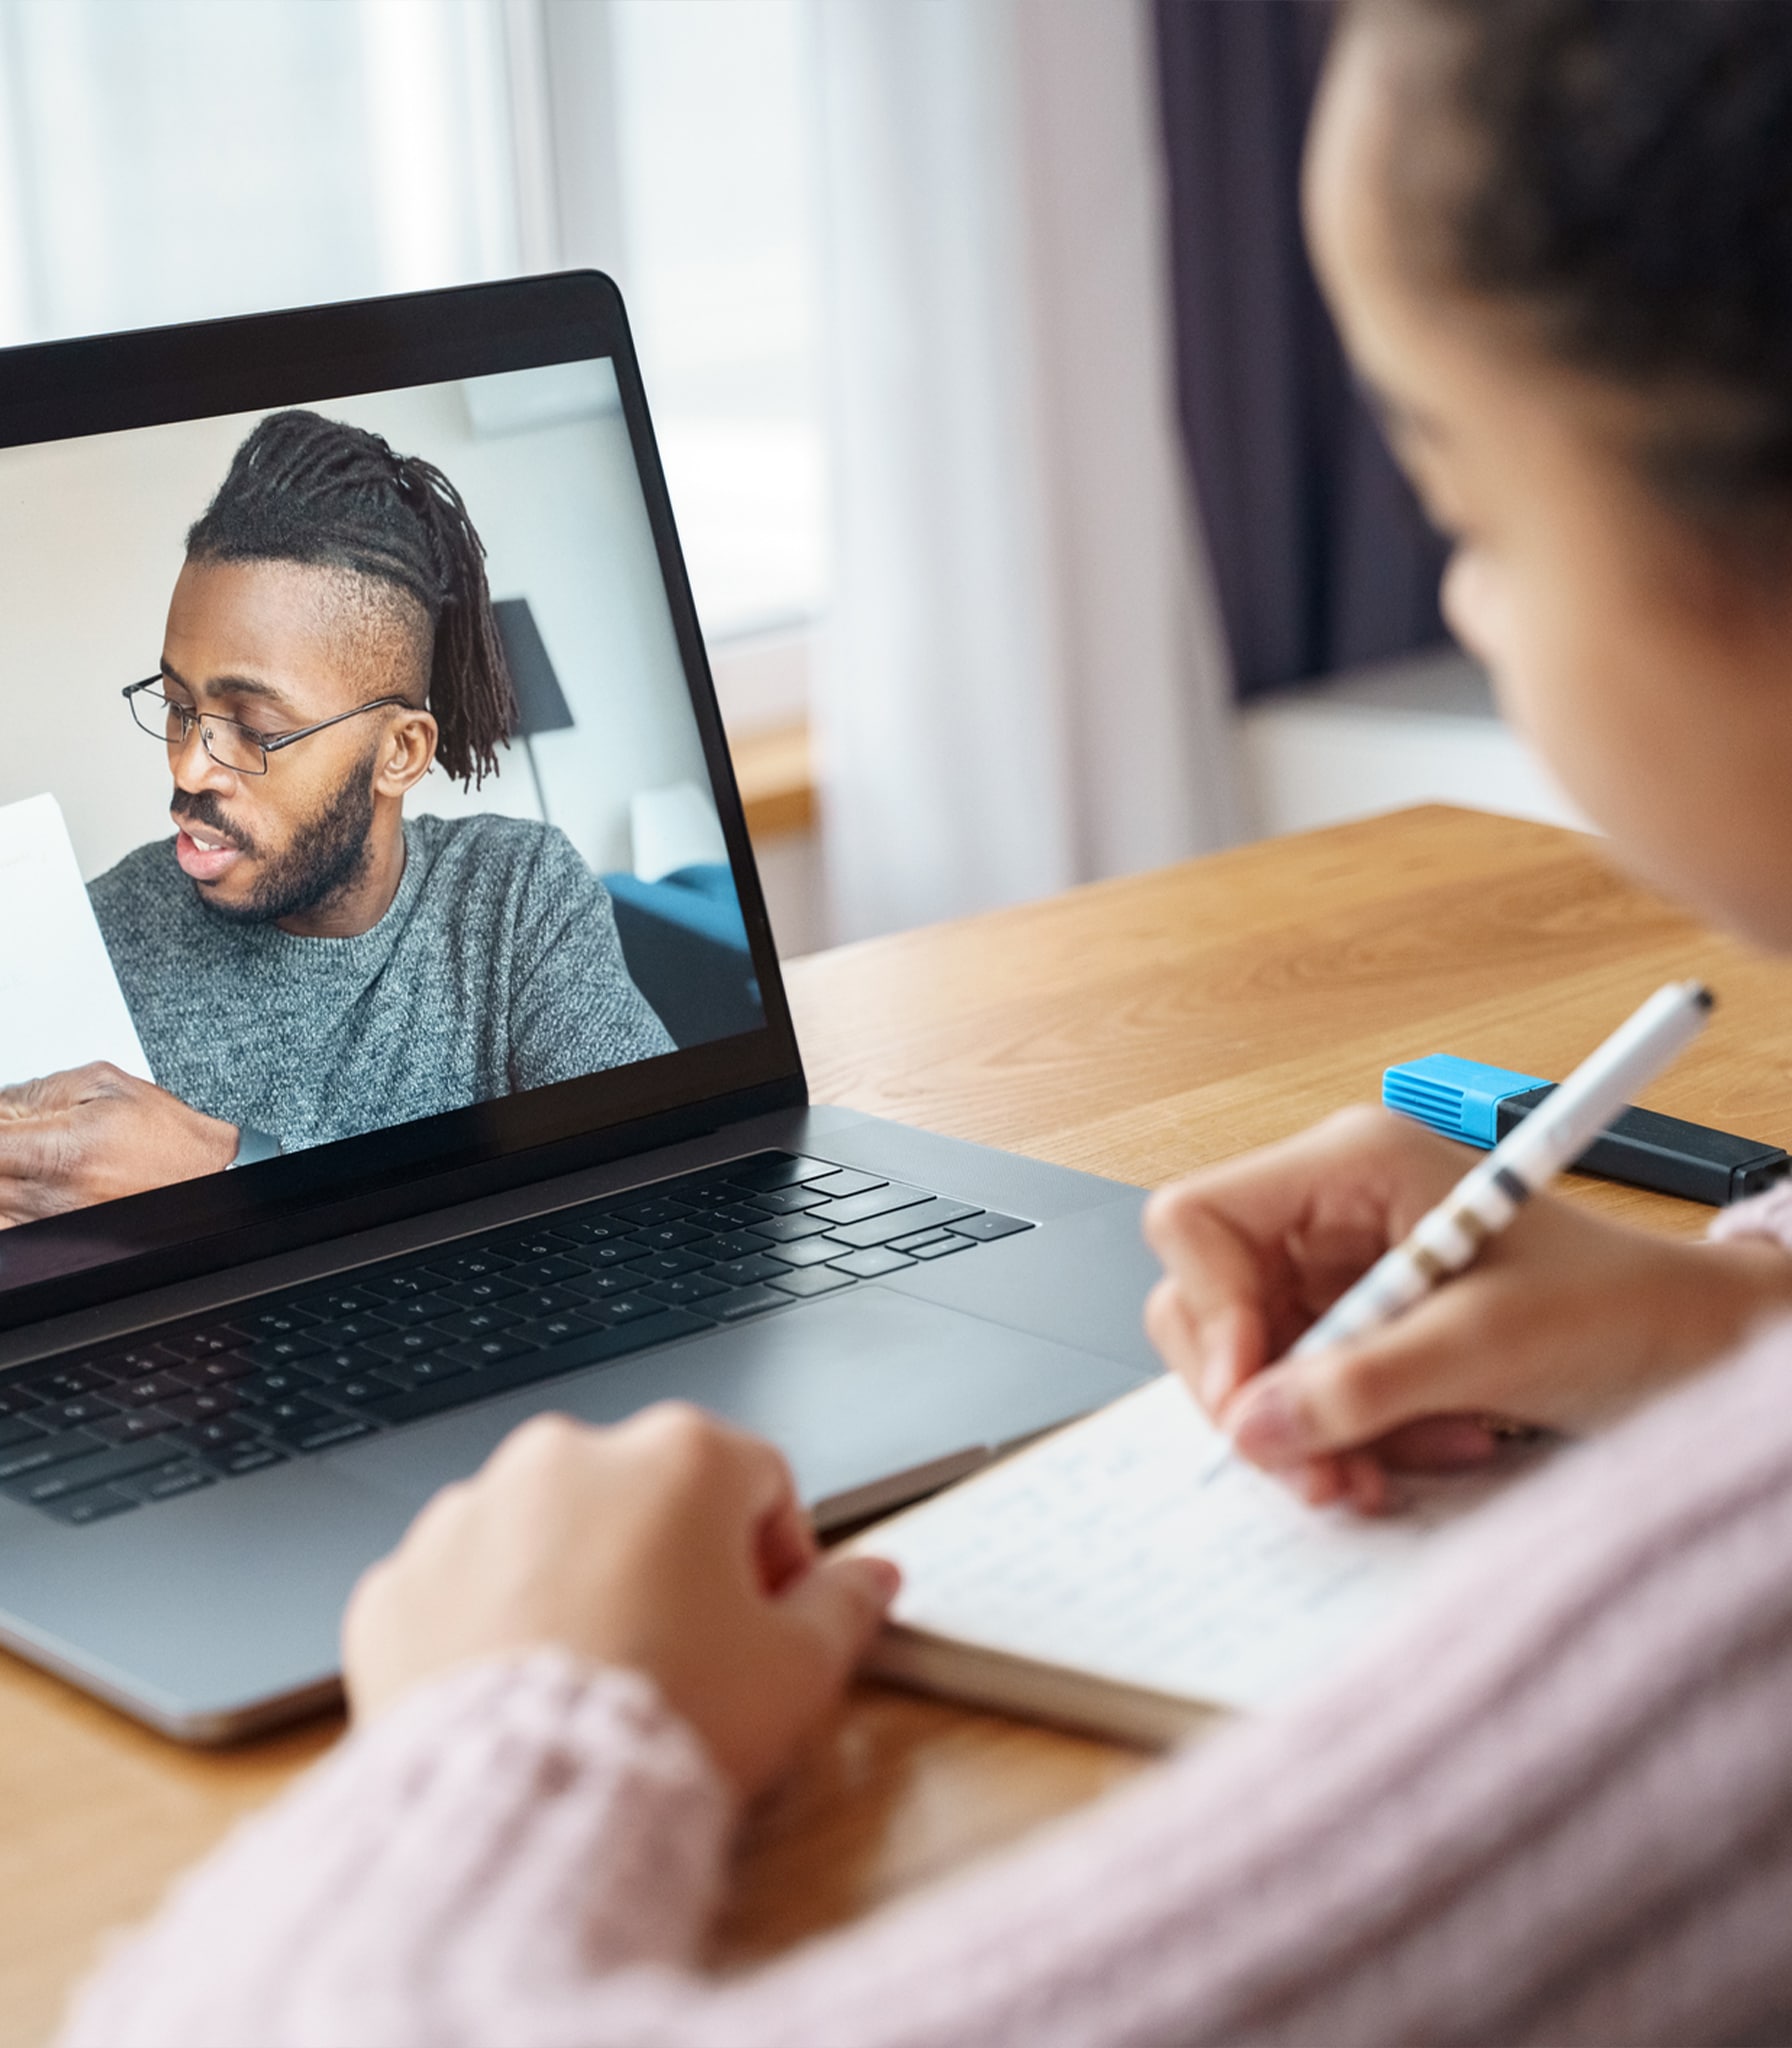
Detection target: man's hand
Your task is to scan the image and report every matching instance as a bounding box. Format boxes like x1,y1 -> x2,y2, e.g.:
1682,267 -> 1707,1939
1143,1106 -> 1792,1512
0,1062 -> 239,1225
343,1406 -> 900,1801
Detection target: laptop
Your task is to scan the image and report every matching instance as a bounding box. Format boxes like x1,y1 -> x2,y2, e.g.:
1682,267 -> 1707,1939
0,274 -> 1159,1741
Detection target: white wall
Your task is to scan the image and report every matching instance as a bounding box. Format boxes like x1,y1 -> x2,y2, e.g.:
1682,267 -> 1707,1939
1239,648 -> 1588,839
0,361 -> 712,881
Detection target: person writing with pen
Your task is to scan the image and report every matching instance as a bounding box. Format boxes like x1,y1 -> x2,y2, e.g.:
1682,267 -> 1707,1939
54,4 -> 1792,2044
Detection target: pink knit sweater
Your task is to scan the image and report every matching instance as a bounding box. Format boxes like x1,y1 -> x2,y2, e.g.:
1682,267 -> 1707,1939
55,1182 -> 1792,2048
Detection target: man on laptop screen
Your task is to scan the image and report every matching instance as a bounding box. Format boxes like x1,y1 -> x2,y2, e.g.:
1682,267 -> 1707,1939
0,407 -> 675,1225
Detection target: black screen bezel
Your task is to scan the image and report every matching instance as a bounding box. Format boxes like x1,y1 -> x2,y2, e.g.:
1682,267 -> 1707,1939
0,272 -> 806,1332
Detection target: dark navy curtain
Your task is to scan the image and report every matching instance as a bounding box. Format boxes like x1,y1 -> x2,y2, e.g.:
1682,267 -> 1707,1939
1154,0 -> 1448,700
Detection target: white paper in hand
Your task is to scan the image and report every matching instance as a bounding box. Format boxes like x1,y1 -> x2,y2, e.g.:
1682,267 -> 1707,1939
0,792 -> 152,1088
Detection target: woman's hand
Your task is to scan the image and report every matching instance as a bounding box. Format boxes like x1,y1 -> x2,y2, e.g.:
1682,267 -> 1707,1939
342,1404 -> 899,1800
1143,1106 -> 1792,1512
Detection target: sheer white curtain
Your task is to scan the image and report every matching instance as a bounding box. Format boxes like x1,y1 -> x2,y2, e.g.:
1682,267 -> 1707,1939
808,0 -> 1241,942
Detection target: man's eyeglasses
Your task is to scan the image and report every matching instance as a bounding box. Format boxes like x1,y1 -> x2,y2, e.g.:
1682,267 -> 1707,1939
123,678 -> 413,777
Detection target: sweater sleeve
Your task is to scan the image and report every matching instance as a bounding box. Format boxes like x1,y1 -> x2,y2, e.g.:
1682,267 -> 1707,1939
56,1320 -> 1792,2048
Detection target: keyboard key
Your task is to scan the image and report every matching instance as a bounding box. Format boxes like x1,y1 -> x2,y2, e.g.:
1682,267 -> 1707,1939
827,1199 -> 981,1250
516,1310 -> 601,1346
382,1292 -> 461,1326
432,1307 -> 519,1341
949,1212 -> 1034,1242
424,1249 -> 516,1284
761,1235 -> 853,1269
491,1227 -> 579,1260
22,1362 -> 115,1400
166,1388 -> 252,1425
175,1324 -> 251,1357
240,1367 -> 325,1402
120,1463 -> 216,1504
291,1287 -> 386,1322
308,1314 -> 395,1347
588,1294 -> 669,1328
256,1395 -> 333,1431
39,1487 -> 136,1526
743,1211 -> 837,1245
172,1417 -> 261,1453
42,1394 -> 119,1429
0,1415 -> 47,1451
80,1346 -> 181,1384
698,1232 -> 769,1262
799,1168 -> 887,1200
625,1250 -> 711,1281
0,1430 -> 104,1481
241,1333 -> 328,1368
890,1227 -> 954,1252
303,1347 -> 388,1383
444,1277 -> 525,1309
808,1183 -> 934,1227
565,1269 -> 645,1302
612,1197 -> 697,1227
910,1235 -> 974,1260
546,1215 -> 632,1245
509,1286 -> 582,1319
568,1241 -> 641,1270
827,1247 -> 917,1279
263,1413 -> 377,1453
631,1221 -> 711,1251
0,1384 -> 45,1417
507,1255 -> 584,1288
369,1270 -> 433,1299
4,1438 -> 184,1501
644,1274 -> 731,1306
441,1334 -> 538,1369
403,1353 -> 482,1383
208,1443 -> 290,1477
722,1153 -> 834,1191
327,1375 -> 401,1408
242,1306 -> 320,1338
704,1255 -> 788,1288
91,1409 -> 181,1445
113,1373 -> 190,1408
767,1266 -> 859,1298
169,1353 -> 257,1388
365,1329 -> 442,1362
710,1285 -> 790,1321
744,1186 -> 830,1216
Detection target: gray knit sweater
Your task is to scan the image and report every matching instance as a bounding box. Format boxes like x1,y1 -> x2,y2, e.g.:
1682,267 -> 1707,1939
88,813 -> 674,1152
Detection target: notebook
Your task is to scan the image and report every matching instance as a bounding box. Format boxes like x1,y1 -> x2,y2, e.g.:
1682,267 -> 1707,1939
0,791 -> 152,1090
846,1373 -> 1526,1747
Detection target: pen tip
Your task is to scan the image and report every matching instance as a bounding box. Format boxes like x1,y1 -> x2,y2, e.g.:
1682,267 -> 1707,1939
1693,984 -> 1715,1012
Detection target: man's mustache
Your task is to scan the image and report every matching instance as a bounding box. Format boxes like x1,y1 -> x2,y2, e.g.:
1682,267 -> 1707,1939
170,788 -> 257,856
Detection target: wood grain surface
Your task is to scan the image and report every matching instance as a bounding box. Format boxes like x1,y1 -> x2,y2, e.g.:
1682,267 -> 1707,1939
7,805 -> 1792,2042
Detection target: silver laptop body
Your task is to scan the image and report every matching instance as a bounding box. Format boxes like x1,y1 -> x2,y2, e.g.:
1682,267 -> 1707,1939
0,277 -> 1157,1740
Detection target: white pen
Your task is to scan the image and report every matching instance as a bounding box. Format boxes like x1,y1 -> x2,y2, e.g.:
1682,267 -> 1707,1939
1292,980 -> 1715,1358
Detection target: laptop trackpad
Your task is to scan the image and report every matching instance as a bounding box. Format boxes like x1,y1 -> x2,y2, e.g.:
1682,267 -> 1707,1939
336,1288 -> 1149,1524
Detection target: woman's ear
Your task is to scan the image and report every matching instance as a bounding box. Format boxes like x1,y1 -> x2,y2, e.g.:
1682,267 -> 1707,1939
377,707 -> 438,797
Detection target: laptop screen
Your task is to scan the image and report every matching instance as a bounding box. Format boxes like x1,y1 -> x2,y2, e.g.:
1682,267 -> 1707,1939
0,282 -> 799,1324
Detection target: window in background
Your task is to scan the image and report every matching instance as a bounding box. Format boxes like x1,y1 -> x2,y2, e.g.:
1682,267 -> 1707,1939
0,0 -> 826,653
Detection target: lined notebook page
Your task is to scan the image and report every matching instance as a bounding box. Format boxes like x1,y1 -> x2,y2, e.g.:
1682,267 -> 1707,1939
856,1374 -> 1517,1714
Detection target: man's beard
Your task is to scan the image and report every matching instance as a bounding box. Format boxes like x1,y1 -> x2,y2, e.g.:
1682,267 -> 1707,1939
173,760 -> 378,926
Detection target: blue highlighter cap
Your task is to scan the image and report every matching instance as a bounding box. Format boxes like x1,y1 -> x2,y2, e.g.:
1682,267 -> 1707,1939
1382,1054 -> 1550,1148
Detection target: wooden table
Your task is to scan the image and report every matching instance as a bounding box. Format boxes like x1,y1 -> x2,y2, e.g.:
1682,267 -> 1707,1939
9,804 -> 1792,2042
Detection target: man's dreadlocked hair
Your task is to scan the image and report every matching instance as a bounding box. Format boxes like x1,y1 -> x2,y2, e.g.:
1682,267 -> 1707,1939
186,409 -> 517,786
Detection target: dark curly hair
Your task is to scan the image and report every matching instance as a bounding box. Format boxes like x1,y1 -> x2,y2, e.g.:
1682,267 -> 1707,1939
187,409 -> 518,786
1351,0 -> 1792,533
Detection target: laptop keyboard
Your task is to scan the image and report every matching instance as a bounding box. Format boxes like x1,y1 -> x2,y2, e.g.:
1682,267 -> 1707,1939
0,1153 -> 1034,1528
